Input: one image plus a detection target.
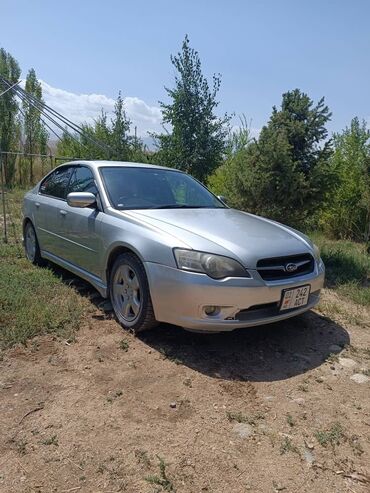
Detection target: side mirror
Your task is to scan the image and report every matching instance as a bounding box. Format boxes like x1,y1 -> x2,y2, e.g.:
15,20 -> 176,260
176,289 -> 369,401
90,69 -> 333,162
67,192 -> 96,208
217,195 -> 228,205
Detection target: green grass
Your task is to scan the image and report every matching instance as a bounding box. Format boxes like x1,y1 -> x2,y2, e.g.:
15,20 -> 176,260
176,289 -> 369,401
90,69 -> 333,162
315,422 -> 345,447
280,437 -> 299,455
310,232 -> 370,306
0,189 -> 88,351
226,411 -> 265,425
145,456 -> 174,491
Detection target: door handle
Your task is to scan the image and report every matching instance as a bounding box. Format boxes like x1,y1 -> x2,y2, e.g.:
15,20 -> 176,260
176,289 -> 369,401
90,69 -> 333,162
35,202 -> 40,208
59,210 -> 67,216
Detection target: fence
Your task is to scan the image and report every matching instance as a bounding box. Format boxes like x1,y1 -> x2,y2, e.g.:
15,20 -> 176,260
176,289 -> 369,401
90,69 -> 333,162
0,150 -> 77,243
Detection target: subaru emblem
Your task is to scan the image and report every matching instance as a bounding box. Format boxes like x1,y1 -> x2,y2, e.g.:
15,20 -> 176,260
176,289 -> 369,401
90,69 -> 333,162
285,262 -> 298,272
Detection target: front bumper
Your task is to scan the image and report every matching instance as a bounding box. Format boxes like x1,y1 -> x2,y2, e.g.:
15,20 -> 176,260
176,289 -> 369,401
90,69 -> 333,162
145,260 -> 325,333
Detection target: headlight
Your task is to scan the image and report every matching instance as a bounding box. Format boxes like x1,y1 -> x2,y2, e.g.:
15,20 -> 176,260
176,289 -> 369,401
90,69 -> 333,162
313,243 -> 320,260
173,249 -> 250,279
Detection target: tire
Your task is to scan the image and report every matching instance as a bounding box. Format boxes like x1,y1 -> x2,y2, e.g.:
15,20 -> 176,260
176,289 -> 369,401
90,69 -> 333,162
24,221 -> 45,266
109,252 -> 158,334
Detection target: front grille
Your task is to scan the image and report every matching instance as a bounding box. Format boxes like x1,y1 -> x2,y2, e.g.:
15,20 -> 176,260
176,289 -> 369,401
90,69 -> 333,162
257,253 -> 314,281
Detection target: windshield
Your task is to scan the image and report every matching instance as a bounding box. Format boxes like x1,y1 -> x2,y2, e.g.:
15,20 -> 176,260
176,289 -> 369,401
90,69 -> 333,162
100,167 -> 226,210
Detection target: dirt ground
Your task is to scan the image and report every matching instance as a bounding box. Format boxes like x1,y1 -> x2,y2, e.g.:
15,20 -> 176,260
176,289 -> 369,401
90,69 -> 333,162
0,281 -> 369,493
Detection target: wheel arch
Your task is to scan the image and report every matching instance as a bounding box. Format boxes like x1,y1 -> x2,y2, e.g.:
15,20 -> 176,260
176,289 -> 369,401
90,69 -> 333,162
22,216 -> 33,233
105,244 -> 147,287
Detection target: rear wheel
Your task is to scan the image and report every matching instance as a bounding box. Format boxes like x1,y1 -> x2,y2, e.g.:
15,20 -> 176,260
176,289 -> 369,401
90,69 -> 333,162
24,222 -> 44,266
109,252 -> 158,334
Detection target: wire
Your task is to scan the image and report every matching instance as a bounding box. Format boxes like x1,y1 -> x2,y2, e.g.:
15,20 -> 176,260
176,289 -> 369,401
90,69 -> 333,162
0,76 -> 87,152
1,75 -> 114,154
0,80 -> 20,97
0,75 -> 114,156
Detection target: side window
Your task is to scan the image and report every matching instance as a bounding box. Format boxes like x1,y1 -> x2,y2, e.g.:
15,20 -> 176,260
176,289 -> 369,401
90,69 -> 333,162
39,167 -> 73,199
68,166 -> 98,194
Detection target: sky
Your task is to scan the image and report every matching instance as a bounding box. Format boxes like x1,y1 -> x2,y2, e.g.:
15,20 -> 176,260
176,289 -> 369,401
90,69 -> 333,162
2,0 -> 370,140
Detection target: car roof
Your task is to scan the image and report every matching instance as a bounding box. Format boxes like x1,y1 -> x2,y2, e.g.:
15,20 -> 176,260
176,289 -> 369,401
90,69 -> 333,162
58,160 -> 178,172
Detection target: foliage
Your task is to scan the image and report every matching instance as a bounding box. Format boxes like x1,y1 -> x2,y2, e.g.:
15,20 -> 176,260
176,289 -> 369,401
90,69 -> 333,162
208,115 -> 251,197
319,118 -> 370,242
22,68 -> 49,184
153,35 -> 231,182
0,189 -> 88,350
210,89 -> 333,228
56,95 -> 149,162
0,48 -> 21,185
310,231 -> 370,306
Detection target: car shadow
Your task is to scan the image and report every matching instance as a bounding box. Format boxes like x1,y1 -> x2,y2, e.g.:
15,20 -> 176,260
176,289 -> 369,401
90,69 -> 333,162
47,262 -> 349,383
140,311 -> 350,382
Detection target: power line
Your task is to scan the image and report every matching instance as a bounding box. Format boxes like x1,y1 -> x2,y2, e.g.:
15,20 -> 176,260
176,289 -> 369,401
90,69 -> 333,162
0,75 -> 114,156
0,76 -> 88,153
0,80 -> 20,97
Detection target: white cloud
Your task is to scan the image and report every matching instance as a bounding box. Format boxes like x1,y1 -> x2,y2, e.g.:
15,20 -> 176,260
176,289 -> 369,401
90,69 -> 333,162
37,80 -> 162,138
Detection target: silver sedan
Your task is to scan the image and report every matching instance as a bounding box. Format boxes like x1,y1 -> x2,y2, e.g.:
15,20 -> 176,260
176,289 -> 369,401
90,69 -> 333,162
23,161 -> 325,333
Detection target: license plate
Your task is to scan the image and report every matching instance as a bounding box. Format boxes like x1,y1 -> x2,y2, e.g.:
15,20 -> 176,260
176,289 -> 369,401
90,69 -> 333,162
280,284 -> 311,311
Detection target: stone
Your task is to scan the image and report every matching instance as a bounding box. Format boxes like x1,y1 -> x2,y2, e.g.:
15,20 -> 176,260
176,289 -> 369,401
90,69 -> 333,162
304,449 -> 315,465
338,357 -> 357,368
169,401 -> 177,408
292,397 -> 305,406
293,353 -> 311,364
328,344 -> 342,353
232,422 -> 253,439
350,373 -> 369,384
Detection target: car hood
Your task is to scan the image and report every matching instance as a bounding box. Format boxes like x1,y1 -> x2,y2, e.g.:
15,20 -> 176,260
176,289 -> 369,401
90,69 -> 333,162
129,208 -> 313,269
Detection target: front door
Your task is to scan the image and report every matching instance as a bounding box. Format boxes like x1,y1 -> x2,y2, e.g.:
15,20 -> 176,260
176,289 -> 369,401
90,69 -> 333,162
58,165 -> 103,277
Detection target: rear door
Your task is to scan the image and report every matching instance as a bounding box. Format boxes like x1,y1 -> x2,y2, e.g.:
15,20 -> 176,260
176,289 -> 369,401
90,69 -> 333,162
57,165 -> 103,277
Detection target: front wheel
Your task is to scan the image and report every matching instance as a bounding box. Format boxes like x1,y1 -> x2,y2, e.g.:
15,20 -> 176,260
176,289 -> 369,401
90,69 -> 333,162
109,252 -> 158,334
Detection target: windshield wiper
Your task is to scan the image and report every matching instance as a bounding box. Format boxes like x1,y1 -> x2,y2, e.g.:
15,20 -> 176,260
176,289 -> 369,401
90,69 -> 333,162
150,204 -> 214,209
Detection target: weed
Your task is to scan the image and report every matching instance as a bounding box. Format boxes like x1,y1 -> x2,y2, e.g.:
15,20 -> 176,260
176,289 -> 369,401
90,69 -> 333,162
97,464 -> 107,474
297,384 -> 308,392
315,422 -> 344,447
135,449 -> 151,467
145,456 -> 174,491
107,390 -> 123,403
326,353 -> 339,364
0,190 -> 89,350
227,411 -> 265,425
280,437 -> 299,455
159,347 -> 182,365
349,435 -> 364,456
41,434 -> 59,446
119,340 -> 129,352
13,438 -> 27,455
310,232 -> 370,307
286,414 -> 295,427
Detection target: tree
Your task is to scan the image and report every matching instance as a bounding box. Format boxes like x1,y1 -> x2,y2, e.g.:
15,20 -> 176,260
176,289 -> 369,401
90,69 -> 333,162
208,115 -> 251,197
321,118 -> 370,241
0,48 -> 21,185
23,68 -> 48,184
110,91 -> 131,160
212,89 -> 333,227
154,35 -> 231,182
57,93 -> 149,162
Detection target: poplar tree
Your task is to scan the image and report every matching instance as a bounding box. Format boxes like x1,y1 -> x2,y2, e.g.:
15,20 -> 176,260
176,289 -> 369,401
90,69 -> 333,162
154,35 -> 230,182
0,48 -> 21,185
23,68 -> 48,183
